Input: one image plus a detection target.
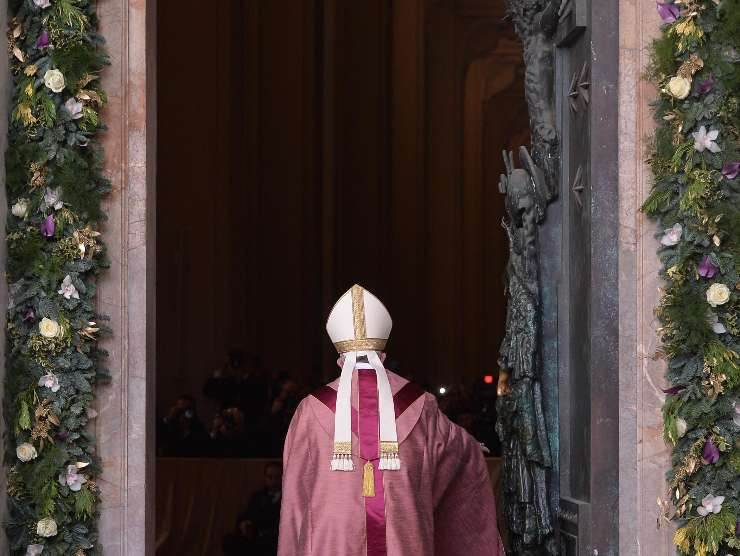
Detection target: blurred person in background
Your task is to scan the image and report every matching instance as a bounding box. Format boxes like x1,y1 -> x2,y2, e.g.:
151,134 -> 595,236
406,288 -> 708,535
223,462 -> 283,556
158,394 -> 209,457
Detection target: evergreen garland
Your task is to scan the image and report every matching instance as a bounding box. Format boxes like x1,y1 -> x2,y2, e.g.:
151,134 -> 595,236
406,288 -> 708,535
4,0 -> 109,554
644,0 -> 740,554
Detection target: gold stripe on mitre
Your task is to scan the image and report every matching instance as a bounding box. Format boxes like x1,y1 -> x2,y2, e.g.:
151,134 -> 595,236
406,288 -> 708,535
351,284 -> 367,340
333,338 -> 387,354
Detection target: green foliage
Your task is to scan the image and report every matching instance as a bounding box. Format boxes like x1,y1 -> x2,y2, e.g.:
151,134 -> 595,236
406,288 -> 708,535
662,284 -> 715,355
4,1 -> 109,553
715,0 -> 740,57
642,1 -> 740,554
50,44 -> 106,92
675,508 -> 737,556
643,187 -> 674,216
73,485 -> 95,520
648,33 -> 680,80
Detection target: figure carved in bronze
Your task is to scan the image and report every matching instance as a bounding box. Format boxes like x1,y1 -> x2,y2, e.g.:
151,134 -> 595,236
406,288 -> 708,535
496,147 -> 557,556
507,0 -> 560,199
495,0 -> 562,552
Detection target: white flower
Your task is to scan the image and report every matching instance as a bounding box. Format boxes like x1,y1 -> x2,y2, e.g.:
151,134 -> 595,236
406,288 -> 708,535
676,417 -> 688,438
43,69 -> 65,93
707,283 -> 731,307
41,187 -> 63,211
696,494 -> 725,516
11,199 -> 29,218
39,317 -> 61,338
16,442 -> 38,462
707,312 -> 727,334
25,545 -> 44,556
63,97 -> 83,120
36,517 -> 57,538
38,373 -> 60,393
59,464 -> 87,491
33,0 -> 51,8
58,275 -> 79,300
667,76 -> 691,99
660,223 -> 683,246
692,126 -> 722,153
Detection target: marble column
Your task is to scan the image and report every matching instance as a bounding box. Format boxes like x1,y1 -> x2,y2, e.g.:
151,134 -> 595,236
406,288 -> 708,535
618,0 -> 675,554
96,0 -> 155,554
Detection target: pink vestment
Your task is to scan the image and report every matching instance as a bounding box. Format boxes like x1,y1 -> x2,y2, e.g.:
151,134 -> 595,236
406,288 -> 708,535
278,369 -> 505,556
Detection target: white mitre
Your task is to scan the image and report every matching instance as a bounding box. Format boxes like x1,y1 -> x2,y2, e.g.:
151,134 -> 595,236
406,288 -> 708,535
326,284 -> 392,353
326,285 -> 400,472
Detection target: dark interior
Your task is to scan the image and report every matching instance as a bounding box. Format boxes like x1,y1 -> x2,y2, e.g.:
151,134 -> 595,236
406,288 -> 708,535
157,0 -> 527,408
155,1 -> 526,551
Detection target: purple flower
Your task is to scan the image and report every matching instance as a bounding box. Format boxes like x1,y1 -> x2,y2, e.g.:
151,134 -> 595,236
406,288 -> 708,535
54,430 -> 69,442
40,215 -> 55,237
656,1 -> 680,22
722,161 -> 740,180
736,520 -> 740,536
703,437 -> 720,464
662,385 -> 686,395
698,256 -> 719,278
697,74 -> 715,95
36,29 -> 49,49
22,308 -> 35,322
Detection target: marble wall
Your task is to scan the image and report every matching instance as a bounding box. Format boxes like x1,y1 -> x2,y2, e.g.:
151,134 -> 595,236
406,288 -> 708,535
618,0 -> 675,553
96,0 -> 155,553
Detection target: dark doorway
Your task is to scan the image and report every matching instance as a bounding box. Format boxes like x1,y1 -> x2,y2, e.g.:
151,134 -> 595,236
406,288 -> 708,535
155,1 -> 528,553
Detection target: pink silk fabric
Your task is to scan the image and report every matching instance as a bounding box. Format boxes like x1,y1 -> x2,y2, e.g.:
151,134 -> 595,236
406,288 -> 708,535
278,369 -> 505,556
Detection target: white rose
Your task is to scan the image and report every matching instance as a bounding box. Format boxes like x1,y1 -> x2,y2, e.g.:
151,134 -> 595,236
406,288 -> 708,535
676,417 -> 688,438
43,69 -> 65,93
36,517 -> 57,538
667,76 -> 691,99
706,283 -> 731,307
16,442 -> 38,462
11,199 -> 29,218
33,0 -> 52,8
39,317 -> 61,338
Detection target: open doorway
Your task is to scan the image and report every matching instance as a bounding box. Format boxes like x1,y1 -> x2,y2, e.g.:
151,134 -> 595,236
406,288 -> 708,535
154,0 -> 528,553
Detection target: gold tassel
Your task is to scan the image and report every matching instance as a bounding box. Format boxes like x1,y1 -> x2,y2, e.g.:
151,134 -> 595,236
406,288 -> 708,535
362,461 -> 375,497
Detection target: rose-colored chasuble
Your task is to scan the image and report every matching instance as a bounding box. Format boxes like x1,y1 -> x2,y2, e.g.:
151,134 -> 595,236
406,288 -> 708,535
278,369 -> 505,556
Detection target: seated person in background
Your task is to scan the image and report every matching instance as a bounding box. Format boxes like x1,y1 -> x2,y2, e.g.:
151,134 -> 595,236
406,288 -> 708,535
158,394 -> 209,457
223,462 -> 283,556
